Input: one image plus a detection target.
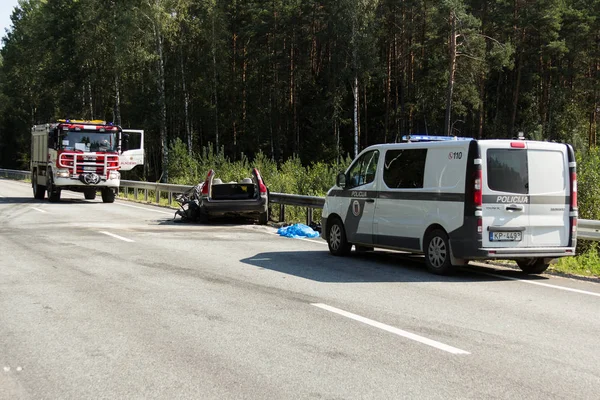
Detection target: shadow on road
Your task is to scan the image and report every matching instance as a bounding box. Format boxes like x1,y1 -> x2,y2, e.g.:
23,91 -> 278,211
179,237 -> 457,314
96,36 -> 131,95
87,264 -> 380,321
240,249 -> 549,283
0,196 -> 110,205
0,197 -> 37,204
157,215 -> 267,227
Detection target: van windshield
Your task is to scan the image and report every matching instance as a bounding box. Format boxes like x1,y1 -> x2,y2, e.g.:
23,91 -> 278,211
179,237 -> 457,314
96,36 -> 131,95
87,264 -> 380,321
487,149 -> 528,194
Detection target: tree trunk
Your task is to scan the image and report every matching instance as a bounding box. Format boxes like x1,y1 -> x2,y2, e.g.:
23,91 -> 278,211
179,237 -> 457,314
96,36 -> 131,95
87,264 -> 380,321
181,56 -> 191,155
444,10 -> 457,136
232,28 -> 237,154
156,28 -> 168,183
511,50 -> 523,136
510,1 -> 523,136
212,7 -> 219,151
478,1 -> 487,139
88,80 -> 93,119
290,28 -> 298,156
352,18 -> 359,157
363,83 -> 368,147
385,41 -> 391,143
242,44 -> 248,149
114,74 -> 121,126
478,71 -> 485,139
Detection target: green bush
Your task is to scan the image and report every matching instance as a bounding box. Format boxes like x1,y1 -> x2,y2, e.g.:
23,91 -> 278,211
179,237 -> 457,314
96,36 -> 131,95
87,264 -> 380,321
554,243 -> 600,277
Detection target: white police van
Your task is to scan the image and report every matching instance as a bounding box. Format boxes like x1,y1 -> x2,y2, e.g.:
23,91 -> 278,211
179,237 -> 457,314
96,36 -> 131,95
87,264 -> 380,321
321,135 -> 577,275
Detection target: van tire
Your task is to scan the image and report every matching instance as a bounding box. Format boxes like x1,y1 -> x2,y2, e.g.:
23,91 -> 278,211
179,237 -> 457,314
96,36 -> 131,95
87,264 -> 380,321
517,258 -> 549,274
327,218 -> 352,256
424,229 -> 456,275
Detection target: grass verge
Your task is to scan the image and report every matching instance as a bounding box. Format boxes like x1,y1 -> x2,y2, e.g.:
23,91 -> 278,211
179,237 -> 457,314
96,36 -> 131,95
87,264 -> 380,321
553,244 -> 600,278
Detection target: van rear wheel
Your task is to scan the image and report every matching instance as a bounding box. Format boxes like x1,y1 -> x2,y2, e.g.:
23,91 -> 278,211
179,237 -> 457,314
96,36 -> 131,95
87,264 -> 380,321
424,229 -> 456,275
327,218 -> 352,256
517,258 -> 549,274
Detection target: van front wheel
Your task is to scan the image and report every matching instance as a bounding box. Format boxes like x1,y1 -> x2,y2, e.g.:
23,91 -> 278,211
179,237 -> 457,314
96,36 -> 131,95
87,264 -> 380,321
517,258 -> 549,274
327,218 -> 351,256
424,229 -> 456,275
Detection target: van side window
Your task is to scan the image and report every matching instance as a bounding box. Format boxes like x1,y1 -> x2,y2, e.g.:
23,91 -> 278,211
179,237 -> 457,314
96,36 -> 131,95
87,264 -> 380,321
347,150 -> 379,189
383,149 -> 427,189
487,149 -> 528,194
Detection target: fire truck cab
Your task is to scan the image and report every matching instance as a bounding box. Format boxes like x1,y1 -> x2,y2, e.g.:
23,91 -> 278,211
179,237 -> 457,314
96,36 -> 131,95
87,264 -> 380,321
31,119 -> 144,203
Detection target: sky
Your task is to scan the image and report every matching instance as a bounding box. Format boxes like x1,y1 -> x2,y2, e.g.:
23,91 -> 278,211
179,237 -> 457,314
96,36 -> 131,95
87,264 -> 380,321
0,0 -> 20,47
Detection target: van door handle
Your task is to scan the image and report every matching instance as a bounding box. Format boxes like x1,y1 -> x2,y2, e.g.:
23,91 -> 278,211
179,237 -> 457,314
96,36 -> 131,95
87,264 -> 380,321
366,198 -> 375,203
506,204 -> 524,212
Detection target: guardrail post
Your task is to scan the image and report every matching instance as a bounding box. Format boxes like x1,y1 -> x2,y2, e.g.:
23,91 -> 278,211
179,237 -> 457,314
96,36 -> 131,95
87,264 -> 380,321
168,191 -> 172,206
155,189 -> 160,204
280,204 -> 285,223
307,208 -> 313,226
134,187 -> 138,200
144,189 -> 148,202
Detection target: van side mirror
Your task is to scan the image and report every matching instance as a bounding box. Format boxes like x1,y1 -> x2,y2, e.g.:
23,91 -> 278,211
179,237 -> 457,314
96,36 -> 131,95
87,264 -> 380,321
336,172 -> 347,189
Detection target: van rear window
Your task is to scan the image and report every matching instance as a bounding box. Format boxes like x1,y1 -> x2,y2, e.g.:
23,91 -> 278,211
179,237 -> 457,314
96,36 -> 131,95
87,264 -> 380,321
487,149 -> 528,194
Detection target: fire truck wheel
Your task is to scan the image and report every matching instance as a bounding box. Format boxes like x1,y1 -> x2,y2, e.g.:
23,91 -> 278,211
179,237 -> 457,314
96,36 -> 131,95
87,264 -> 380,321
101,189 -> 115,203
33,173 -> 46,200
84,189 -> 97,200
47,179 -> 61,203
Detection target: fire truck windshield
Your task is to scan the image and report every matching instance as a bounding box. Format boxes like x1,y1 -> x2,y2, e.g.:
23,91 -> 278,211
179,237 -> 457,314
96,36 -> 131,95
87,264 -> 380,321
60,131 -> 118,153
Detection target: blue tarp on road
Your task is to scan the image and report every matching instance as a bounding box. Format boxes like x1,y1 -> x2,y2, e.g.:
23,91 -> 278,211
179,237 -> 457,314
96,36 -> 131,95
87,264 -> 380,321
277,223 -> 320,239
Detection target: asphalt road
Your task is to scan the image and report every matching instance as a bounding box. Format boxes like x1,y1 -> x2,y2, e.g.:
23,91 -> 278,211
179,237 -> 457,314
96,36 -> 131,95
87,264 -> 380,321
1,178 -> 599,400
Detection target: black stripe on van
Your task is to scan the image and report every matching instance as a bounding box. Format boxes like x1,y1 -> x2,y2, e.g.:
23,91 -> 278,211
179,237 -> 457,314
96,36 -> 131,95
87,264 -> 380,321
482,195 -> 569,204
328,189 -> 378,198
378,192 -> 464,201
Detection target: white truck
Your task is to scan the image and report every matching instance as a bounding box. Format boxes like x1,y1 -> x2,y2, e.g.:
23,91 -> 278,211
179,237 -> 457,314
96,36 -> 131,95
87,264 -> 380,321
31,119 -> 144,203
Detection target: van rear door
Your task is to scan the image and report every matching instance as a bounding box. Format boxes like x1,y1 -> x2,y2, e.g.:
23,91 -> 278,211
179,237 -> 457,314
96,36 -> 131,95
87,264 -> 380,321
480,141 -> 570,249
480,141 -> 531,248
526,142 -> 569,247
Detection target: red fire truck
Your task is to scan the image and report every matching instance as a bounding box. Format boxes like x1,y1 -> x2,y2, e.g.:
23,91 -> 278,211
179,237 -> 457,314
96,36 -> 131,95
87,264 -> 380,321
31,119 -> 144,203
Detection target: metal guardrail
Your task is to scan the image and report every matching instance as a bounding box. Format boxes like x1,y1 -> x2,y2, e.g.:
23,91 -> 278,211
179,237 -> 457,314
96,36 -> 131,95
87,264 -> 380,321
3,168 -> 600,240
578,219 -> 600,241
0,169 -> 31,180
119,179 -> 324,225
120,179 -> 193,206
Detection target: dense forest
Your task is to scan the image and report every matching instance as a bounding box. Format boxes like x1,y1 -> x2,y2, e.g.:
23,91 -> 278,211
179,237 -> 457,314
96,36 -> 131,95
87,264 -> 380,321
0,0 -> 599,182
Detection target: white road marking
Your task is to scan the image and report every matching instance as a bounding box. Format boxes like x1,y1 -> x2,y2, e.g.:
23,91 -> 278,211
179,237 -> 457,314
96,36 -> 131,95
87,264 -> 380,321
30,207 -> 47,213
115,202 -> 174,215
472,270 -> 600,298
312,303 -> 470,355
99,231 -> 135,243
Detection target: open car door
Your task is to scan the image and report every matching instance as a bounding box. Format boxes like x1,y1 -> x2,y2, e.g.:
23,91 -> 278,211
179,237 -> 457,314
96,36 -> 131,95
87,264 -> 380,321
120,129 -> 144,171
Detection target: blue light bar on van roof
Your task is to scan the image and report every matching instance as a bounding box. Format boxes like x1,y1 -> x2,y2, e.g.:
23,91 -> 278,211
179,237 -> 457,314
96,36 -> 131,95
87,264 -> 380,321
400,135 -> 473,142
